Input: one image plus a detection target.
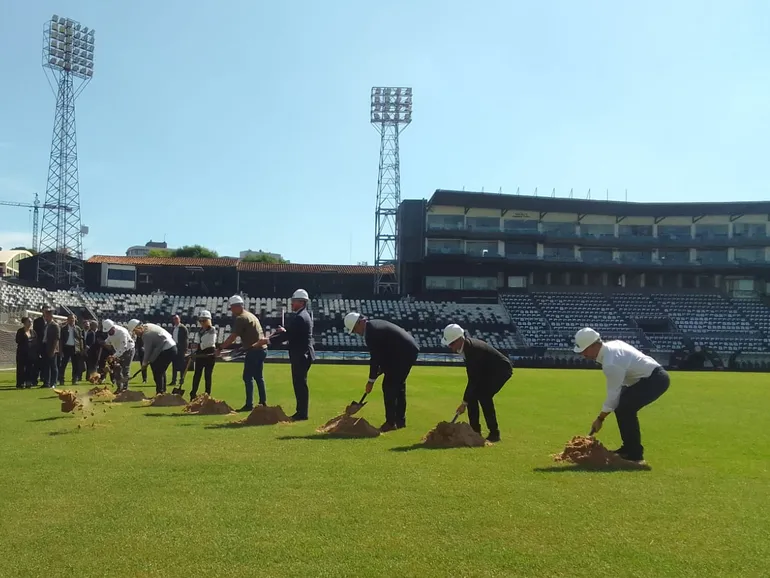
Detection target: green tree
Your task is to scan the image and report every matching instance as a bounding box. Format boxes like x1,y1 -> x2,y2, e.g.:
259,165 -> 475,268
11,246 -> 37,255
147,248 -> 172,257
173,245 -> 219,258
241,253 -> 289,264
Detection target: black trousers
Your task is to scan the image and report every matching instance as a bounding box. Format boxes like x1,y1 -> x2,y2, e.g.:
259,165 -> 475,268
16,353 -> 35,386
466,370 -> 511,435
290,356 -> 313,418
382,356 -> 417,427
191,352 -> 216,396
171,350 -> 187,384
151,346 -> 177,394
615,367 -> 670,460
59,345 -> 81,383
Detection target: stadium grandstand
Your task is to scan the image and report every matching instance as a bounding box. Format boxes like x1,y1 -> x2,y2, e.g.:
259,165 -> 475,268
3,190 -> 770,372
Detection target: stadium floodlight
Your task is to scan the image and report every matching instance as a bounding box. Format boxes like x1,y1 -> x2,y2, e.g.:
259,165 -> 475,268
43,15 -> 94,81
370,86 -> 413,126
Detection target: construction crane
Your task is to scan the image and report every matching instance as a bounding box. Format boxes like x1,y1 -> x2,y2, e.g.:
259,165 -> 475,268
0,193 -> 72,252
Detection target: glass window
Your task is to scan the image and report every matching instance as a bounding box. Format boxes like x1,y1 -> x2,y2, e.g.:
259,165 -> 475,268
426,239 -> 463,255
619,251 -> 652,263
618,224 -> 653,237
426,214 -> 464,231
466,240 -> 499,257
505,242 -> 538,257
542,222 -> 576,237
734,248 -> 766,262
694,224 -> 729,239
543,246 -> 575,260
463,277 -> 498,290
107,268 -> 136,281
580,248 -> 613,263
425,276 -> 462,290
580,224 -> 615,238
503,219 -> 539,234
658,225 -> 691,240
698,249 -> 728,264
733,223 -> 767,238
466,216 -> 500,231
659,249 -> 690,264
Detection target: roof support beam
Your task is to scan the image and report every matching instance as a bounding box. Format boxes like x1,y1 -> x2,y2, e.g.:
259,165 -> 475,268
616,215 -> 626,223
692,215 -> 705,224
729,213 -> 743,222
654,216 -> 666,224
539,211 -> 548,220
501,209 -> 509,218
464,207 -> 471,215
577,213 -> 587,222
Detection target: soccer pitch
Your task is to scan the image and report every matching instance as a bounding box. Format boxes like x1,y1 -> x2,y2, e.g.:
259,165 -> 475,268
0,364 -> 767,578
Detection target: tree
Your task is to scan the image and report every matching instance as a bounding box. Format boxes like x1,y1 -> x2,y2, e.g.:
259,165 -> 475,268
241,253 -> 289,264
11,246 -> 37,255
173,245 -> 219,258
148,248 -> 172,257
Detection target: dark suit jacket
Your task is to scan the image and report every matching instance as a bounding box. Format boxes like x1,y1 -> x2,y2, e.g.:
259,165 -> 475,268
364,319 -> 419,380
461,336 -> 513,402
44,322 -> 60,358
60,324 -> 84,353
85,330 -> 96,349
270,307 -> 315,362
33,316 -> 46,346
172,324 -> 188,354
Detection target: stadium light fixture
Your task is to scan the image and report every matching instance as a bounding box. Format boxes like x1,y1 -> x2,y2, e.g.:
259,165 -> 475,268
43,15 -> 95,80
370,86 -> 413,126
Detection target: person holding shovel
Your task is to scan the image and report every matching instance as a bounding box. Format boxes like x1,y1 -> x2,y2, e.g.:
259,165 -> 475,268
189,310 -> 217,401
128,319 -> 177,395
343,312 -> 419,432
573,327 -> 670,463
441,324 -> 512,443
102,319 -> 135,392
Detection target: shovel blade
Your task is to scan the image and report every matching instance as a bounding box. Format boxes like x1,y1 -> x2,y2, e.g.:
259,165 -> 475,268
346,401 -> 367,415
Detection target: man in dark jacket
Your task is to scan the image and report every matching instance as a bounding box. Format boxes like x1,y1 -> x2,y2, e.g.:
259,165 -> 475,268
32,309 -> 48,385
260,289 -> 316,421
344,312 -> 419,432
170,315 -> 189,386
442,324 -> 513,443
40,310 -> 60,388
59,314 -> 84,385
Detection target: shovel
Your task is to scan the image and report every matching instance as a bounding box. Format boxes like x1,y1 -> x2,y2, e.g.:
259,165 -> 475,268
450,411 -> 461,424
346,392 -> 369,415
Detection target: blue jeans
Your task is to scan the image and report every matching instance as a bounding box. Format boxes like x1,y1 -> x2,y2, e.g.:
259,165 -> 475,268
42,354 -> 59,387
243,348 -> 267,407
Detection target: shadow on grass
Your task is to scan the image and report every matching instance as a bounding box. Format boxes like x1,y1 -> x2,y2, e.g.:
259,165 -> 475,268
277,434 -> 377,441
533,464 -> 652,473
48,429 -> 78,436
143,412 -> 190,418
39,396 -> 58,400
28,415 -> 70,423
390,443 -> 480,452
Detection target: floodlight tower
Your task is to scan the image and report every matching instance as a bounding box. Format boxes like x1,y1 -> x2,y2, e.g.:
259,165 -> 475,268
370,87 -> 412,294
38,15 -> 94,286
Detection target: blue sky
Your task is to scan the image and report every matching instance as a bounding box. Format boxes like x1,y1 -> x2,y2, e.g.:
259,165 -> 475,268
1,1 -> 769,264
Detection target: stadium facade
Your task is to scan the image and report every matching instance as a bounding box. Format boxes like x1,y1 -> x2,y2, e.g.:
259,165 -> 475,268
398,190 -> 770,296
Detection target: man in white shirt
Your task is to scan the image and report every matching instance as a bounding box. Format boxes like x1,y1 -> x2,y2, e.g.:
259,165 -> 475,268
102,319 -> 135,392
573,327 -> 670,462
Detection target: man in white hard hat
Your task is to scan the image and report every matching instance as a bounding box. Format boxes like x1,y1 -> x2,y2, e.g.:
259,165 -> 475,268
343,312 -> 419,432
441,323 -> 513,443
102,319 -> 135,392
573,327 -> 670,463
129,319 -> 177,395
216,295 -> 268,412
258,289 -> 315,421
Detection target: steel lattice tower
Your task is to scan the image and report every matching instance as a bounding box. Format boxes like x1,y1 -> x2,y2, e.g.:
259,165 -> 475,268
38,15 -> 94,286
371,87 -> 412,294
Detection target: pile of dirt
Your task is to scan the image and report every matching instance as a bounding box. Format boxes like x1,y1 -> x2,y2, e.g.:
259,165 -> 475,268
553,436 -> 648,469
236,405 -> 292,425
149,393 -> 187,407
317,414 -> 380,437
87,386 -> 115,402
183,393 -> 234,415
112,390 -> 147,403
422,421 -> 488,448
53,388 -> 83,413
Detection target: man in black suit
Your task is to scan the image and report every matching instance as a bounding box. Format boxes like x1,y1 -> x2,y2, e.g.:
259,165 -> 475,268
32,309 -> 48,385
59,314 -> 84,385
343,312 -> 419,432
169,314 -> 189,386
260,289 -> 316,421
40,310 -> 60,388
442,324 -> 513,443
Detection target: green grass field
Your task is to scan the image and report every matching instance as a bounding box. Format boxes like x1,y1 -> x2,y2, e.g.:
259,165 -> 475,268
0,364 -> 768,578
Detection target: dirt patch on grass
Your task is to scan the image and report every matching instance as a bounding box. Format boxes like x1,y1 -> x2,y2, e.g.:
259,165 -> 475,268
53,388 -> 83,413
236,405 -> 292,425
149,393 -> 187,407
316,414 -> 380,437
112,390 -> 146,403
553,436 -> 649,469
183,393 -> 234,415
422,421 -> 489,448
87,386 -> 115,402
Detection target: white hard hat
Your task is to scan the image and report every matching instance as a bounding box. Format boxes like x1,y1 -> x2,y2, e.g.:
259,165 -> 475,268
441,323 -> 465,346
127,319 -> 141,333
344,312 -> 363,334
228,295 -> 244,307
291,288 -> 309,301
573,327 -> 601,353
199,310 -> 212,320
102,319 -> 115,332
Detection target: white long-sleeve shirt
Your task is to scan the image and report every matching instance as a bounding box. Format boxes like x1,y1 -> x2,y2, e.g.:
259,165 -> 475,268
596,340 -> 661,412
195,326 -> 217,350
106,325 -> 135,357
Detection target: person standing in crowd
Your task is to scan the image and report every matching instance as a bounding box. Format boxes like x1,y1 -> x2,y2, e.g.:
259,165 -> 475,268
343,312 -> 419,432
170,314 -> 189,388
216,295 -> 267,412
84,320 -> 97,376
59,314 -> 84,385
441,324 -> 513,443
128,319 -> 177,395
573,327 -> 670,463
190,310 -> 217,400
39,309 -> 60,388
102,320 -> 136,392
15,317 -> 37,389
32,309 -> 48,386
258,289 -> 315,421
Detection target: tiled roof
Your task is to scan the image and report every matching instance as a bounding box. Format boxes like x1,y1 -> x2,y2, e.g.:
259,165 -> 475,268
87,256 -> 239,267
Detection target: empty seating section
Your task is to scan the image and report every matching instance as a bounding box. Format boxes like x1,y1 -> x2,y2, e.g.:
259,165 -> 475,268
609,293 -> 667,320
646,333 -> 686,351
534,292 -> 630,333
651,293 -> 754,333
692,336 -> 768,354
730,297 -> 770,343
313,298 -> 509,325
499,293 -> 568,348
319,326 -> 520,351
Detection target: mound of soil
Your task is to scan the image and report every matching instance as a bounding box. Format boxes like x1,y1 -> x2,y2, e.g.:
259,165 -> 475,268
553,436 -> 649,469
236,405 -> 292,426
87,386 -> 115,401
422,421 -> 488,448
53,388 -> 82,413
112,390 -> 147,403
183,393 -> 234,415
150,393 -> 187,407
317,414 -> 380,437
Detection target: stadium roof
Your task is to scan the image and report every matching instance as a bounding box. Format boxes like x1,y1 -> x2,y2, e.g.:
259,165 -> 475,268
428,190 -> 770,217
87,255 -> 393,275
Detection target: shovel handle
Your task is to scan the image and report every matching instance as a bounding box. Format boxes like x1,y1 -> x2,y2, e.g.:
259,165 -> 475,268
451,412 -> 460,424
357,391 -> 369,405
